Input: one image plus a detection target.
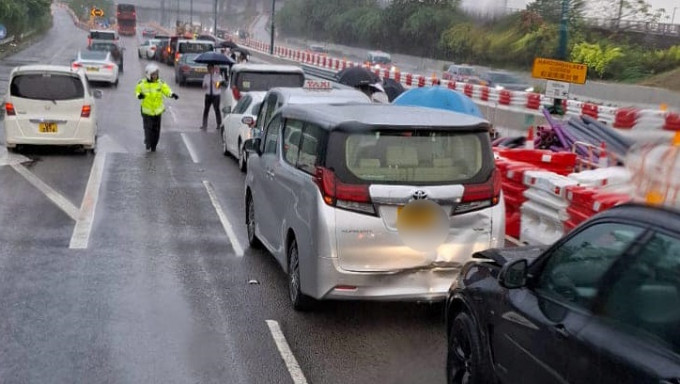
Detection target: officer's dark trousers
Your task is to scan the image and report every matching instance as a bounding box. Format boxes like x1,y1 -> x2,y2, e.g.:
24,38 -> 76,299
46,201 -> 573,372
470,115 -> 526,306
142,113 -> 162,150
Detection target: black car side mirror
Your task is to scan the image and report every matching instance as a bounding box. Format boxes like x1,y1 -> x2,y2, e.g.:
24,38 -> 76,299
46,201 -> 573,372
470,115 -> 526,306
243,138 -> 261,156
499,259 -> 528,289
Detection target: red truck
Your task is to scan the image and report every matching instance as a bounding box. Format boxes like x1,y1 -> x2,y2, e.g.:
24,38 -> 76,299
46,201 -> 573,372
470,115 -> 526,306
116,3 -> 136,36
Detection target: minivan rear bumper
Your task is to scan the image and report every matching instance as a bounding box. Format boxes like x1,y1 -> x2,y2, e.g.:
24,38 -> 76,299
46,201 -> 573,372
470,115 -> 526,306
314,256 -> 460,301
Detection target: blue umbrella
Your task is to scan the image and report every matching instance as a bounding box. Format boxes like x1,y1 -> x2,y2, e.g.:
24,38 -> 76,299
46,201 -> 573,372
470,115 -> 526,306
392,86 -> 483,118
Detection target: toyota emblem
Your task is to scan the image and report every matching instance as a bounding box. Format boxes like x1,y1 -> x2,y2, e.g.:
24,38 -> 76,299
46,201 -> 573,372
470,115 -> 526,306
412,190 -> 428,200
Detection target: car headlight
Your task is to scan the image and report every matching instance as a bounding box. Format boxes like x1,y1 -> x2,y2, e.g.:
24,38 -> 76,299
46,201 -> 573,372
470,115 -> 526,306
495,85 -> 504,91
525,87 -> 534,92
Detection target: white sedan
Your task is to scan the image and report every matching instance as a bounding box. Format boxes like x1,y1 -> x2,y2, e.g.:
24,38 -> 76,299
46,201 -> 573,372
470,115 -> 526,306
138,38 -> 160,59
3,65 -> 100,153
72,50 -> 119,86
221,91 -> 266,171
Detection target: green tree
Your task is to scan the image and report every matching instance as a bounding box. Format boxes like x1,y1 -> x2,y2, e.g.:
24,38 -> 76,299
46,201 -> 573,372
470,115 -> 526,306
526,0 -> 585,24
571,42 -> 624,78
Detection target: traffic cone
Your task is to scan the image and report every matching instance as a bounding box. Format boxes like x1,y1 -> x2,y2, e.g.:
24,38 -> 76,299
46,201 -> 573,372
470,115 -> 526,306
598,142 -> 609,168
525,126 -> 535,149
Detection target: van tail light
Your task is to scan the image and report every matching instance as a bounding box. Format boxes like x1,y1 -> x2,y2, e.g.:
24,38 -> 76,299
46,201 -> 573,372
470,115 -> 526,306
166,46 -> 171,53
104,64 -> 114,69
181,65 -> 190,72
231,86 -> 241,101
314,167 -> 375,215
72,62 -> 82,70
454,169 -> 501,215
81,105 -> 92,118
175,52 -> 180,62
5,102 -> 16,116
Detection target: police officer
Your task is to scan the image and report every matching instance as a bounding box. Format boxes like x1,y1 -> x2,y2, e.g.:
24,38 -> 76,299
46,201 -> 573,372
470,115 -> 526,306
135,63 -> 178,152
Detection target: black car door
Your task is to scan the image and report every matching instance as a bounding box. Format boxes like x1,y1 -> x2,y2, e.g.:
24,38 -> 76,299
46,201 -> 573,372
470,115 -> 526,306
571,230 -> 680,384
491,222 -> 645,384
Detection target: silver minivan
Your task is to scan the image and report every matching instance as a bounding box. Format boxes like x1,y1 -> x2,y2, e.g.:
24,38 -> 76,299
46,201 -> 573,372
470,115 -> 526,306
244,104 -> 505,310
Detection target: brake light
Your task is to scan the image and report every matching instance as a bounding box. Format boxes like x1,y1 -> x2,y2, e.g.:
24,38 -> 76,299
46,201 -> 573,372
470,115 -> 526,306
454,169 -> 501,215
81,105 -> 91,118
5,102 -> 16,116
231,86 -> 241,101
150,46 -> 156,51
181,65 -> 190,72
314,167 -> 374,214
72,62 -> 82,70
104,64 -> 114,69
175,52 -> 180,62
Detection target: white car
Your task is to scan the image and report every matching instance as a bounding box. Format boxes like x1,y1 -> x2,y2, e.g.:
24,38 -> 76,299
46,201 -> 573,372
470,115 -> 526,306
138,38 -> 160,59
72,50 -> 119,86
3,65 -> 101,153
221,91 -> 266,171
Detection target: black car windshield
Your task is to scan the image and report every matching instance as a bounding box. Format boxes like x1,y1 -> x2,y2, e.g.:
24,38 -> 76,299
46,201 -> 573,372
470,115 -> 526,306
330,129 -> 491,185
235,72 -> 305,91
10,73 -> 85,100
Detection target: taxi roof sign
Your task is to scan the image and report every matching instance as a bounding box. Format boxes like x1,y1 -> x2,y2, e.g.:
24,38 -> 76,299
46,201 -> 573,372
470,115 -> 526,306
532,57 -> 587,85
304,79 -> 333,90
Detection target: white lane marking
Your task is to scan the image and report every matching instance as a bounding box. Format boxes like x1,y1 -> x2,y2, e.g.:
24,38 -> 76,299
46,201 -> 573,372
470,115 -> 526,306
181,133 -> 200,164
202,180 -> 244,257
70,154 -> 106,249
265,320 -> 309,384
0,147 -> 30,167
10,163 -> 79,220
167,105 -> 177,123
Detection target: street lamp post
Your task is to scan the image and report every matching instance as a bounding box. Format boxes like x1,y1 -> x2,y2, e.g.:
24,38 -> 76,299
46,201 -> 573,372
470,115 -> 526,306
672,7 -> 678,25
213,0 -> 218,35
270,0 -> 276,55
190,0 -> 193,24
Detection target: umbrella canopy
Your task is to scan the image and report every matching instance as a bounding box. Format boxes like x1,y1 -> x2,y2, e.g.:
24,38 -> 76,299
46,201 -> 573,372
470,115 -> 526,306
218,40 -> 239,49
335,66 -> 381,87
392,86 -> 483,118
194,51 -> 235,65
231,47 -> 251,56
381,78 -> 405,102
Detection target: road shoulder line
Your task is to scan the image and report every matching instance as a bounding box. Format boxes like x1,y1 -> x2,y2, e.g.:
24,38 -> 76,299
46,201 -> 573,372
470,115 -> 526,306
70,153 -> 106,249
181,133 -> 200,163
265,320 -> 309,384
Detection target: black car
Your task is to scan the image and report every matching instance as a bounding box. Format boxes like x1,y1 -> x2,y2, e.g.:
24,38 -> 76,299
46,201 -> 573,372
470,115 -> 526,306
445,203 -> 680,384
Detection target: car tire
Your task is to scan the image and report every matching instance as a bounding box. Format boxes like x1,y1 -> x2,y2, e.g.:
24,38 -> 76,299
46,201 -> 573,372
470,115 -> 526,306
246,194 -> 262,249
238,140 -> 246,172
138,51 -> 142,59
447,312 -> 496,384
288,238 -> 316,311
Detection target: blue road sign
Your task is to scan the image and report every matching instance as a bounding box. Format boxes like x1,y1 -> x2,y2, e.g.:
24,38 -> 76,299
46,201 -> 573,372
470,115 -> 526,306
0,24 -> 7,40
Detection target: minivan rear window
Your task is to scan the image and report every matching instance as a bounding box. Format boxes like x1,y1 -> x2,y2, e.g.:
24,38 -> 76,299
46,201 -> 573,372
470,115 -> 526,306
178,42 -> 213,54
235,72 -> 305,91
331,129 -> 491,184
10,73 -> 85,101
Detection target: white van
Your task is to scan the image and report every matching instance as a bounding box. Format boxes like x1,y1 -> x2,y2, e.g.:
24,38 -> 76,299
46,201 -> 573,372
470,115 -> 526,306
220,64 -> 305,116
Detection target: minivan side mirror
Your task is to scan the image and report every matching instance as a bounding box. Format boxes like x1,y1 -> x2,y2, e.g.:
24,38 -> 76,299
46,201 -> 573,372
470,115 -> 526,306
241,116 -> 255,127
498,259 -> 528,289
93,90 -> 103,99
243,138 -> 261,155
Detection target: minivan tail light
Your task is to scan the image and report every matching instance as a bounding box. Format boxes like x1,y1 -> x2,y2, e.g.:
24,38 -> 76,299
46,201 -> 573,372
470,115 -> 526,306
5,102 -> 16,116
104,64 -> 114,69
72,62 -> 82,69
454,169 -> 501,215
231,86 -> 241,101
314,167 -> 375,215
81,105 -> 92,118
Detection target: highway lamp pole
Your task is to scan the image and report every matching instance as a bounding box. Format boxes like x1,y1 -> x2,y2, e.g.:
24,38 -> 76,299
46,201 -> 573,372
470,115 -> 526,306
270,0 -> 276,55
213,0 -> 218,35
673,7 -> 678,25
190,0 -> 193,24
551,0 -> 570,115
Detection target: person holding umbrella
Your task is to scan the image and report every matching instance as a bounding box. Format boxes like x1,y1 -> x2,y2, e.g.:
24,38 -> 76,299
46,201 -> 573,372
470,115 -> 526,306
201,63 -> 225,130
193,51 -> 235,130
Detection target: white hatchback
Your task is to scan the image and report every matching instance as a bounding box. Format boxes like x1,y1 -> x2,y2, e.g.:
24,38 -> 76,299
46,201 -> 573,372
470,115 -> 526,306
3,65 -> 101,153
221,91 -> 266,171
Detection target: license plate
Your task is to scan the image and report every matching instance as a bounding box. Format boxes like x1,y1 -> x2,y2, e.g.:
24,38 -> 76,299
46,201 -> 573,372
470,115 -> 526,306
196,68 -> 207,73
397,205 -> 436,229
39,122 -> 58,133
87,67 -> 99,72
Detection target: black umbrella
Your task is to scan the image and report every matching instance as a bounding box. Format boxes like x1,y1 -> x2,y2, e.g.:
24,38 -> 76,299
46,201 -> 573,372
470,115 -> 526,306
194,51 -> 235,65
335,66 -> 381,87
231,47 -> 251,56
382,78 -> 405,102
218,40 -> 239,49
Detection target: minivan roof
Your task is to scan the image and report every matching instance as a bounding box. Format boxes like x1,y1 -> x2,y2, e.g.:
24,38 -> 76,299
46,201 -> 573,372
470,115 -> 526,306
269,87 -> 370,104
231,64 -> 304,74
10,65 -> 81,77
279,104 -> 490,132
